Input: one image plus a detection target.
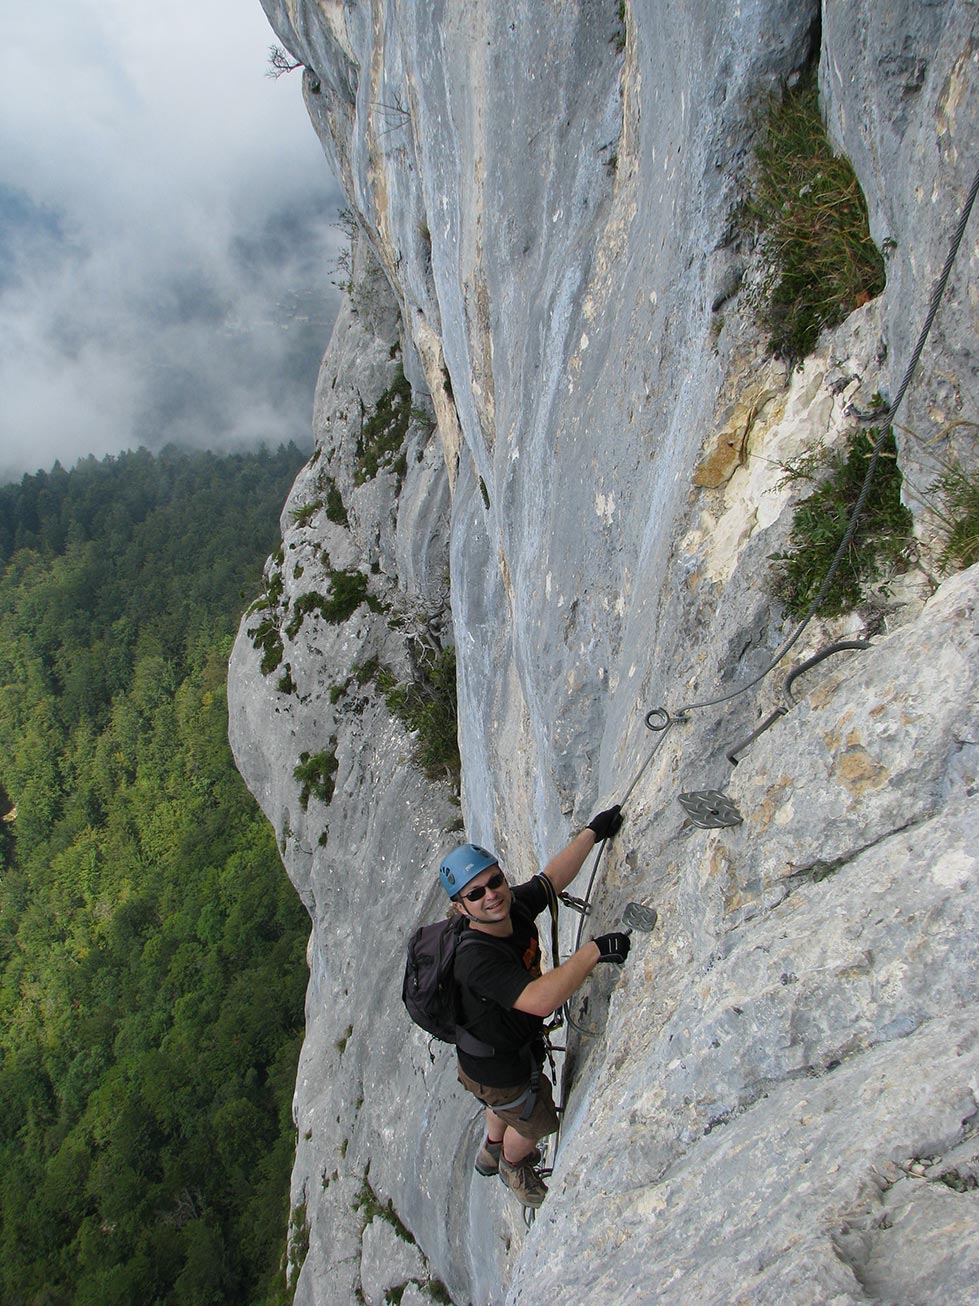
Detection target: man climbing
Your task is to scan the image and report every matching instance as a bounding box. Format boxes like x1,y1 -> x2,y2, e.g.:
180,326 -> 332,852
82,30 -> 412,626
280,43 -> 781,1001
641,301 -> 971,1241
439,807 -> 632,1209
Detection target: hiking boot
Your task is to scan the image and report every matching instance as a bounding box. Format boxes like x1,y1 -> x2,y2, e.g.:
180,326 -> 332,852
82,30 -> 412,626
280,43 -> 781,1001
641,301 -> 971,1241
498,1153 -> 548,1208
474,1138 -> 541,1177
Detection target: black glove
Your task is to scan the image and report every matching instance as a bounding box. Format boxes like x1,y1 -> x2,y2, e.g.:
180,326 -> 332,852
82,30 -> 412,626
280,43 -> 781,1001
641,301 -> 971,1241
592,931 -> 631,964
586,804 -> 623,842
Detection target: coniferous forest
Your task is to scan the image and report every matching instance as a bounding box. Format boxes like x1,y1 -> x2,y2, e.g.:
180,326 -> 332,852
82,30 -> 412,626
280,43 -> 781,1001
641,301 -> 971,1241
0,445 -> 310,1305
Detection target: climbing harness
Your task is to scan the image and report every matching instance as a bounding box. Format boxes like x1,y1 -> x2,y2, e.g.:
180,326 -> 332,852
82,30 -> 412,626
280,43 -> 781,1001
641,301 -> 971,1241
535,871 -> 563,973
486,1053 -> 542,1122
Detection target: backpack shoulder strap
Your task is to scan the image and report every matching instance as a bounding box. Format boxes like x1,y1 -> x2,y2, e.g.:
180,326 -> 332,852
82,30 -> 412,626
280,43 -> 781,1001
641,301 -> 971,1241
455,927 -> 513,956
453,929 -> 517,1059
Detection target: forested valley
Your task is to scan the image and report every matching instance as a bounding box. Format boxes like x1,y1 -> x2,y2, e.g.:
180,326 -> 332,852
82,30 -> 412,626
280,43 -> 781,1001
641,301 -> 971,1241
0,444 -> 311,1305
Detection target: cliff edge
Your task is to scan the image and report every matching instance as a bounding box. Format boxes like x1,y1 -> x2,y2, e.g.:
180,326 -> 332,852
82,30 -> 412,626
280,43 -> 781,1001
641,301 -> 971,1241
229,3 -> 979,1302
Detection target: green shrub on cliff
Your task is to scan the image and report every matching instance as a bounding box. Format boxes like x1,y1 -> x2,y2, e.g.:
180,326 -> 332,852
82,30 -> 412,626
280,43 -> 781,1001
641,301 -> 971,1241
377,646 -> 461,788
747,73 -> 886,362
294,743 -> 340,809
770,426 -> 913,618
284,570 -> 373,640
355,366 -> 412,486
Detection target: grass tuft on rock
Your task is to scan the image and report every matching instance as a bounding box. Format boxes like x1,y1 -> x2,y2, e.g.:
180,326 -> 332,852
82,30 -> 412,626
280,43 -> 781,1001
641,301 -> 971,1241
285,572 -> 372,640
248,609 -> 285,675
323,476 -> 350,526
377,647 -> 461,789
291,499 -> 323,527
353,1175 -> 416,1244
747,73 -> 886,363
356,366 -> 412,486
770,427 -> 913,619
294,743 -> 339,810
288,1202 -> 310,1285
931,457 -> 979,572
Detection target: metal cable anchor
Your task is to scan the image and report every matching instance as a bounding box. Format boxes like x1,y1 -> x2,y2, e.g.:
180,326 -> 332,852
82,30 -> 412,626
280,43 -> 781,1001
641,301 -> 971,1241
559,891 -> 591,915
725,640 -> 871,765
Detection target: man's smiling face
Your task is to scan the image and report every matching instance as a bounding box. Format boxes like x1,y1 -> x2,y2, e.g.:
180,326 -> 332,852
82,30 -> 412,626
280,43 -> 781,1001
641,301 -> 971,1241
457,864 -> 511,925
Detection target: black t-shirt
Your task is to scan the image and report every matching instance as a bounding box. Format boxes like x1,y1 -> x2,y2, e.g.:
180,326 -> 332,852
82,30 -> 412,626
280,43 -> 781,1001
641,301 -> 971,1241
454,877 -> 550,1086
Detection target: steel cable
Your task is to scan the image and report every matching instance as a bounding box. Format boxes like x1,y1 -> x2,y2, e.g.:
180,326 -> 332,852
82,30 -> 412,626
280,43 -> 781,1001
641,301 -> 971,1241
560,152 -> 979,1052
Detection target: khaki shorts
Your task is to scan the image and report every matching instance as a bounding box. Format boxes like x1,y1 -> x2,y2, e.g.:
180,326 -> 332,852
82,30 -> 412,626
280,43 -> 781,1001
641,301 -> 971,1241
457,1064 -> 560,1141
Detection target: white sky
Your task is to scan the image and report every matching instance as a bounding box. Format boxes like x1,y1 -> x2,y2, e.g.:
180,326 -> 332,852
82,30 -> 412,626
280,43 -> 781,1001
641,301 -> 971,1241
0,0 -> 345,481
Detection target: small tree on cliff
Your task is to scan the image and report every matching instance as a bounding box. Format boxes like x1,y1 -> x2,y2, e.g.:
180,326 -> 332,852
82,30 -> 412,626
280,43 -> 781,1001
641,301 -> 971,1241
266,44 -> 302,78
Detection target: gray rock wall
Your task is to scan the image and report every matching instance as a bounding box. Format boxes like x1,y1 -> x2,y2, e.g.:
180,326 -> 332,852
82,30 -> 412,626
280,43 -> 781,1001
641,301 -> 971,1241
821,1 -> 979,528
231,2 -> 979,1302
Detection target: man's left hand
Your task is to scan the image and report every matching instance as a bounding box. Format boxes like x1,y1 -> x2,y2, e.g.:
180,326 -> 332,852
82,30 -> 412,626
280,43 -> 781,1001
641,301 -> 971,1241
586,805 -> 623,842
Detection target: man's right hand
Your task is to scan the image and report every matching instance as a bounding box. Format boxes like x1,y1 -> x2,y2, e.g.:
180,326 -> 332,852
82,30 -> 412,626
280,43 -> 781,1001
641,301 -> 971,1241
586,804 -> 623,842
592,932 -> 631,964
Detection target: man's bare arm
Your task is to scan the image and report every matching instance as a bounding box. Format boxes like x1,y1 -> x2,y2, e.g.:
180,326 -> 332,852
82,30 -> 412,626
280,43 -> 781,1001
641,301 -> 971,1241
539,828 -> 597,896
511,941 -> 601,1017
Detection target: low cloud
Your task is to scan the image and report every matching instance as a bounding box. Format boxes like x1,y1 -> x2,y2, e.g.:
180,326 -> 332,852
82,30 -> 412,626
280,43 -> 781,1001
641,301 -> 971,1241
0,0 -> 347,481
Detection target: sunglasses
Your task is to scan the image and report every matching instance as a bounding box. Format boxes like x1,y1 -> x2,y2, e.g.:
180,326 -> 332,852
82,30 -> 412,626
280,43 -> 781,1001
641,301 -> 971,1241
460,871 -> 506,903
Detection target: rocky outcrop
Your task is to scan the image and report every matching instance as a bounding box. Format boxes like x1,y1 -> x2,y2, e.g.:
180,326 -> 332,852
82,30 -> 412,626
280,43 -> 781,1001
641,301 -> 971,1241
230,2 -> 979,1303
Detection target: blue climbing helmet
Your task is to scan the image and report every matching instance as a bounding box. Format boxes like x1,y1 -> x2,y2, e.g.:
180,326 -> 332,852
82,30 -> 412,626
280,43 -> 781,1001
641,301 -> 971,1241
439,843 -> 498,897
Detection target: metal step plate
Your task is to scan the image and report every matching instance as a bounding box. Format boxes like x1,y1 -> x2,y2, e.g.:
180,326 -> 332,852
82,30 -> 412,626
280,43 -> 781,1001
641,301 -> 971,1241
678,789 -> 743,829
622,902 -> 658,932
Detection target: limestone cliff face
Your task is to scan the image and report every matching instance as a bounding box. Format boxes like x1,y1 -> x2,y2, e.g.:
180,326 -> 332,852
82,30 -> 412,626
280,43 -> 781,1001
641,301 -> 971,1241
229,3 -> 979,1303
